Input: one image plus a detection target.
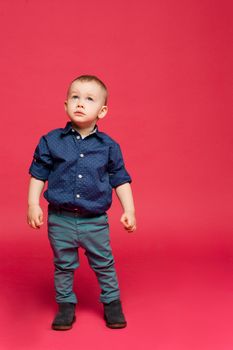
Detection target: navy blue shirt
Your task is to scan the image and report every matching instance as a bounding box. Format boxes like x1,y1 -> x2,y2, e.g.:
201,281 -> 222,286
29,121 -> 132,215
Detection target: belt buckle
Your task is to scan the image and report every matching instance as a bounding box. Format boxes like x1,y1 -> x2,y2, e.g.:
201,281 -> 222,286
74,208 -> 79,217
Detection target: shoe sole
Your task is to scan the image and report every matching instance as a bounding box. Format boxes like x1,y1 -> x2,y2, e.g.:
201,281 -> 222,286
106,321 -> 127,329
106,323 -> 127,329
52,316 -> 76,331
104,314 -> 127,329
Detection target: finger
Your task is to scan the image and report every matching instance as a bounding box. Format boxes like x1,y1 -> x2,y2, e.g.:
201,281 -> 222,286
120,216 -> 127,224
124,221 -> 131,228
121,219 -> 129,228
127,225 -> 136,232
39,213 -> 43,223
34,218 -> 42,227
126,221 -> 133,228
124,217 -> 132,226
30,220 -> 38,229
37,218 -> 44,226
36,222 -> 43,228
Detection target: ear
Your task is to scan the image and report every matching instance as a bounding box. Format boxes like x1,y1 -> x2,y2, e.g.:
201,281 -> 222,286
64,100 -> 67,112
98,105 -> 108,119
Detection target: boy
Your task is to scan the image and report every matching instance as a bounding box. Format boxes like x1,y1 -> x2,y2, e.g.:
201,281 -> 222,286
27,75 -> 136,330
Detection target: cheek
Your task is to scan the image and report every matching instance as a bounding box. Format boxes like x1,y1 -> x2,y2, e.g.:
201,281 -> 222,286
66,105 -> 73,115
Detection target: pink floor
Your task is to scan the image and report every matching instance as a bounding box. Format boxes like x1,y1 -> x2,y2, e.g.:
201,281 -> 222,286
1,222 -> 233,350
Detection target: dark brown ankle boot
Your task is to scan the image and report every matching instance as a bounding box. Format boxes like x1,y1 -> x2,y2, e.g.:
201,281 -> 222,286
103,300 -> 127,329
52,303 -> 76,331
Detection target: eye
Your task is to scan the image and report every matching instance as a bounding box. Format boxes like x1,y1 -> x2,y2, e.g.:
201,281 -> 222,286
87,97 -> 94,101
71,95 -> 78,99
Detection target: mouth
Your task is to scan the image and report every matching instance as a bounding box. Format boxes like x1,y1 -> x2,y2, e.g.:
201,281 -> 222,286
74,111 -> 85,115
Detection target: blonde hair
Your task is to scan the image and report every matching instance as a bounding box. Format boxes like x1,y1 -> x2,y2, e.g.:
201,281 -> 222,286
68,74 -> 108,105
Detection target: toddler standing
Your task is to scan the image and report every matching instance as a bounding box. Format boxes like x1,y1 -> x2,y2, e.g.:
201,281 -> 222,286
27,75 -> 136,330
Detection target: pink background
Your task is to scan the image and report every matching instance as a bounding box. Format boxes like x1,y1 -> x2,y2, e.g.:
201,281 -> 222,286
1,1 -> 233,349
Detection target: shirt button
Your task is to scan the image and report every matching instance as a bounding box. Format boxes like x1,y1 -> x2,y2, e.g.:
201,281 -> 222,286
80,153 -> 84,157
78,174 -> 83,178
76,194 -> 80,198
76,135 -> 81,139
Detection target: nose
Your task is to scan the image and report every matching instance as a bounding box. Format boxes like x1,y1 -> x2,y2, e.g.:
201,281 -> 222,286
77,100 -> 84,108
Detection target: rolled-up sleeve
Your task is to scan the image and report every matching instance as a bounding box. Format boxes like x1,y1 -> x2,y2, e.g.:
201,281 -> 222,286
29,136 -> 53,181
108,142 -> 132,188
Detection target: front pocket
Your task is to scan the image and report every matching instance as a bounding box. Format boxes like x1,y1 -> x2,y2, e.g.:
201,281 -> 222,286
104,213 -> 109,223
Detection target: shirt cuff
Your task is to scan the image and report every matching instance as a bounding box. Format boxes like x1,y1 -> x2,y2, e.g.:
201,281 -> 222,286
109,170 -> 132,188
29,161 -> 50,181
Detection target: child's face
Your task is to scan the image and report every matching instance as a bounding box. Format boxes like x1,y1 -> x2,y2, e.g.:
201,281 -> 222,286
64,80 -> 108,129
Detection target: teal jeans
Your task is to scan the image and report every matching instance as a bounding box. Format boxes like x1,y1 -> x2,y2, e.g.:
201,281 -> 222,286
47,206 -> 120,304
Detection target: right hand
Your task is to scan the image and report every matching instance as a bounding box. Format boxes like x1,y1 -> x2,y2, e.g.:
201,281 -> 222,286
27,204 -> 44,229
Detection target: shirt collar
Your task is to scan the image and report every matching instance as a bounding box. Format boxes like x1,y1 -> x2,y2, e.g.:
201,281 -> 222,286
61,121 -> 103,139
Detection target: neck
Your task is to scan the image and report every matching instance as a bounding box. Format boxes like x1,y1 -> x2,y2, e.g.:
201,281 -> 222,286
71,123 -> 96,137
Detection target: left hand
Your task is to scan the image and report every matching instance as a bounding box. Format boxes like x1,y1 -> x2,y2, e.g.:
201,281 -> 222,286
120,212 -> 137,232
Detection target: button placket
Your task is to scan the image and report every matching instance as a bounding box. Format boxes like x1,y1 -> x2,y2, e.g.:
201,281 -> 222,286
76,147 -> 85,201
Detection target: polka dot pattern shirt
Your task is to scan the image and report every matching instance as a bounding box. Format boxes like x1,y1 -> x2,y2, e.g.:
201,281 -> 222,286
29,121 -> 132,215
